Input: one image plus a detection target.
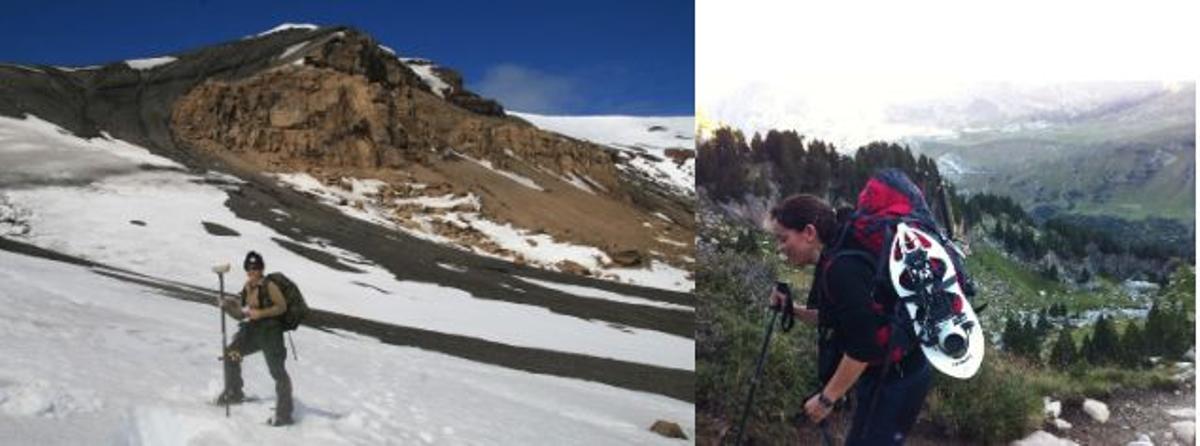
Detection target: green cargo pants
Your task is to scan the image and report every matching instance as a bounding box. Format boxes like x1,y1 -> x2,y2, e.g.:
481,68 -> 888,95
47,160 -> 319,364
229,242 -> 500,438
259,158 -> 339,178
224,318 -> 293,421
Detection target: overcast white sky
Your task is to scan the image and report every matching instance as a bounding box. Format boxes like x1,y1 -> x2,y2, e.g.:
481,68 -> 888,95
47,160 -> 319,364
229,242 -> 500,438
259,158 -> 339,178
696,0 -> 1199,145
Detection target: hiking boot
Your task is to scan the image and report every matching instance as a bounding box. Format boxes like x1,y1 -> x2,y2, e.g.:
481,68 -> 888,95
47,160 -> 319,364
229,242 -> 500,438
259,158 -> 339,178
267,416 -> 294,427
215,390 -> 246,405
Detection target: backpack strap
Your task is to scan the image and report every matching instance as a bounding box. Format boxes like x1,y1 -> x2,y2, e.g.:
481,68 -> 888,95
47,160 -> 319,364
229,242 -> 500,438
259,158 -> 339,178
242,276 -> 274,310
818,248 -> 880,329
258,281 -> 271,309
258,275 -> 280,309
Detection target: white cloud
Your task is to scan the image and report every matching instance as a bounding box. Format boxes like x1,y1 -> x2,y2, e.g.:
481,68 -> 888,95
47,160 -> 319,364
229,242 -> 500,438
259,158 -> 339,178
474,63 -> 579,114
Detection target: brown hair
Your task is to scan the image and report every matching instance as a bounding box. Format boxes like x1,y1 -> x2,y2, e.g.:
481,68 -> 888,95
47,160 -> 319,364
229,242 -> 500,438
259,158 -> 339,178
770,194 -> 839,245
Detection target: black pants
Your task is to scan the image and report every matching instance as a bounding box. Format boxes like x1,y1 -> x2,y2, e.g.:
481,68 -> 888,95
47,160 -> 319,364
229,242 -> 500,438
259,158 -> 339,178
844,356 -> 932,445
224,319 -> 293,420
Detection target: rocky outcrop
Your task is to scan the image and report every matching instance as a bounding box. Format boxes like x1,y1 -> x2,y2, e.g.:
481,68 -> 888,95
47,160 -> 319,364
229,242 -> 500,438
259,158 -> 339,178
171,29 -> 625,193
304,31 -> 428,92
431,65 -> 504,116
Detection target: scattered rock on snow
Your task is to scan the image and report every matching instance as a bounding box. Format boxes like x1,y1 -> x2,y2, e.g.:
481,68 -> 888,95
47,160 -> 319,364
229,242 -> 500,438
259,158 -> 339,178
609,249 -> 644,267
649,420 -> 687,439
1011,430 -> 1079,446
555,260 -> 591,276
1083,399 -> 1110,423
201,221 -> 240,237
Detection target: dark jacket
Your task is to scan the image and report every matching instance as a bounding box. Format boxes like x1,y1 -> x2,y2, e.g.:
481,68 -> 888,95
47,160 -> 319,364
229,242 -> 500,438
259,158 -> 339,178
810,235 -> 910,382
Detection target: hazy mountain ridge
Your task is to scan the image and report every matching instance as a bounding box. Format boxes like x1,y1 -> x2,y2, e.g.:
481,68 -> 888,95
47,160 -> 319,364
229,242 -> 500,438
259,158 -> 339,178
911,83 -> 1195,223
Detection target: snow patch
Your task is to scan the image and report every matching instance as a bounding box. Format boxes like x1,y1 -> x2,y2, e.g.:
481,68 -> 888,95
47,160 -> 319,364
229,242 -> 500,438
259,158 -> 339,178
512,113 -> 693,151
2,64 -> 43,73
202,170 -> 246,186
604,261 -> 693,293
53,65 -> 103,72
468,217 -> 607,268
124,57 -> 176,70
254,23 -> 320,38
515,276 -> 692,312
401,59 -> 452,98
395,193 -> 480,210
456,152 -> 545,191
0,114 -> 182,187
436,262 -> 468,273
0,380 -> 103,418
278,41 -> 310,60
512,112 -> 695,197
656,237 -> 688,248
563,172 -> 597,195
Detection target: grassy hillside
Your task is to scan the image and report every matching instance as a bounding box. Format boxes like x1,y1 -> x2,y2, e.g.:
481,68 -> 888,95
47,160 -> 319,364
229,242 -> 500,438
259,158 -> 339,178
916,86 -> 1195,223
967,242 -> 1140,315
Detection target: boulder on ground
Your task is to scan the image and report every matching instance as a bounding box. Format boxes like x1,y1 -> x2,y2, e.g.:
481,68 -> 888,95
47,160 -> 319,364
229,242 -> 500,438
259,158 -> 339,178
1083,398 -> 1110,424
1125,432 -> 1152,446
1052,418 -> 1072,431
1044,397 -> 1062,419
1011,430 -> 1079,446
1171,421 -> 1194,445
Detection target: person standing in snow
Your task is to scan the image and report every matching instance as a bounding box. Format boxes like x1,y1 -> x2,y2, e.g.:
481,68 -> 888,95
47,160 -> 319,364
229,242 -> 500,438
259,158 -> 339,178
217,251 -> 294,426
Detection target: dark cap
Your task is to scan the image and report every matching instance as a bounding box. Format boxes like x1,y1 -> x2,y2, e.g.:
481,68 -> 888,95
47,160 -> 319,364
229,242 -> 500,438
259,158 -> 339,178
243,251 -> 264,271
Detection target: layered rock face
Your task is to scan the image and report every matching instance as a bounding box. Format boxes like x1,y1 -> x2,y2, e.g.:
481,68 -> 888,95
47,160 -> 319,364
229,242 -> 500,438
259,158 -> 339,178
168,28 -> 693,277
172,30 -> 622,194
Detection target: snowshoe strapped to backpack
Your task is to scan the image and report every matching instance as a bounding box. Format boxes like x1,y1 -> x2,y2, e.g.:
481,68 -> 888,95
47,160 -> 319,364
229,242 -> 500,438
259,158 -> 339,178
822,168 -> 981,379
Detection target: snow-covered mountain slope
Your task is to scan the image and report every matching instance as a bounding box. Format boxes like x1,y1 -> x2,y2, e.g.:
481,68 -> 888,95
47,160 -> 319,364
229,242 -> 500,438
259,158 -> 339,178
512,112 -> 695,197
0,248 -> 694,445
0,23 -> 695,442
0,113 -> 693,372
265,169 -> 695,293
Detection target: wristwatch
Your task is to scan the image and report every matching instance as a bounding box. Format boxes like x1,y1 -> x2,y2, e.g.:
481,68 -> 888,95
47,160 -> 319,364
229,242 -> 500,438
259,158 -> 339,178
817,392 -> 836,409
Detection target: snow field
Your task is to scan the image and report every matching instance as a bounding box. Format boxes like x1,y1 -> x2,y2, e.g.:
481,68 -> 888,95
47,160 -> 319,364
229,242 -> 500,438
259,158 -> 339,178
0,114 -> 693,371
0,249 -> 694,445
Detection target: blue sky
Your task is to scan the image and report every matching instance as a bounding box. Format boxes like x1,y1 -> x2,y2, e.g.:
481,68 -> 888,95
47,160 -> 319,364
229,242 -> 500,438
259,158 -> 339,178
0,0 -> 693,116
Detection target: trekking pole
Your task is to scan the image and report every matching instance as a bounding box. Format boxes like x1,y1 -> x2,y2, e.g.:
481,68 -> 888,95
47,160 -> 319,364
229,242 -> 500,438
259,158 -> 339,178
732,282 -> 794,446
818,419 -> 834,446
287,332 -> 298,361
212,263 -> 231,418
